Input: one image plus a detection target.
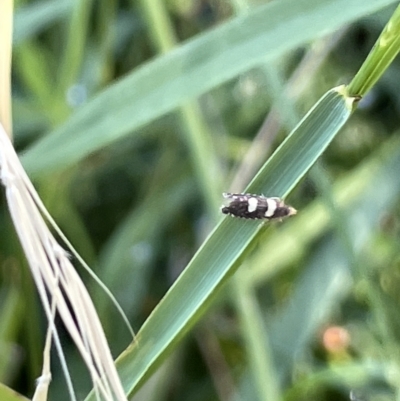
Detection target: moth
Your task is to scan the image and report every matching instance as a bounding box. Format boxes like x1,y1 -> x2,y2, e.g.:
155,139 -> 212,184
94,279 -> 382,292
221,193 -> 296,220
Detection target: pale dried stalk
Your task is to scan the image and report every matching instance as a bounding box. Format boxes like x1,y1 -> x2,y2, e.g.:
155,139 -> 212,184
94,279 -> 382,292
0,123 -> 127,401
0,0 -> 13,137
33,313 -> 55,401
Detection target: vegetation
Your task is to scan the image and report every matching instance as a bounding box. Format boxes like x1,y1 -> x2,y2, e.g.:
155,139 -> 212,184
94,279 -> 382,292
1,0 -> 400,400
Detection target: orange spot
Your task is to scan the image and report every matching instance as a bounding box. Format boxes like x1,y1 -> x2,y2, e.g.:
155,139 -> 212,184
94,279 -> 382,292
322,326 -> 350,353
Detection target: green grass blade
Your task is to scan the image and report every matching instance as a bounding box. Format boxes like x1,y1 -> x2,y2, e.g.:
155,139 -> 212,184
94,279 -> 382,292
20,0 -> 396,176
234,268 -> 282,401
269,139 -> 400,376
84,87 -> 356,399
285,362 -> 393,400
0,383 -> 29,401
13,0 -> 72,45
348,3 -> 400,96
140,0 -> 222,216
246,86 -> 354,195
269,236 -> 353,373
94,178 -> 193,321
248,136 -> 400,286
57,0 -> 93,94
235,138 -> 400,395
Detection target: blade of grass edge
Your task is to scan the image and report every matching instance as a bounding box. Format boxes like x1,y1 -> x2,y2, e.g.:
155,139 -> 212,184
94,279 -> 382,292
248,136 -> 400,285
234,267 -> 282,401
348,3 -> 400,97
0,383 -> 29,401
84,86 -> 357,399
20,0 -> 396,177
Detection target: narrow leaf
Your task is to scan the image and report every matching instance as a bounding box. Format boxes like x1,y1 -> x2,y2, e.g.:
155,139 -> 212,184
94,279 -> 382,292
21,0 -> 396,177
85,87 -> 357,398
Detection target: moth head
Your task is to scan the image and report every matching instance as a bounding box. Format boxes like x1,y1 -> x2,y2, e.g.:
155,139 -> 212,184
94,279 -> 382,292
271,198 -> 297,219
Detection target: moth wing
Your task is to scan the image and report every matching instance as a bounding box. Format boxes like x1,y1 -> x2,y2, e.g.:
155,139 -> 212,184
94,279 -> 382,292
222,193 -> 246,199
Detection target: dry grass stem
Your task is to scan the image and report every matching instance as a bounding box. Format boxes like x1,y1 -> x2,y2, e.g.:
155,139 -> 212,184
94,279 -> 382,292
0,123 -> 127,401
0,0 -> 13,137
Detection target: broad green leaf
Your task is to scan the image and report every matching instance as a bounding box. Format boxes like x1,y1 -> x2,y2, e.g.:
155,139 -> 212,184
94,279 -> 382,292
84,87 -> 356,399
21,0 -> 396,177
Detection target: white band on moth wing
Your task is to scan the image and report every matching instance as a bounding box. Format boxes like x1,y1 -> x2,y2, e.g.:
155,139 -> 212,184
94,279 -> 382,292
265,198 -> 277,217
247,197 -> 258,213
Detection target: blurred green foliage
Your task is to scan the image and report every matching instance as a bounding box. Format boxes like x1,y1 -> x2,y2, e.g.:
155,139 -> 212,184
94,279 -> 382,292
1,0 -> 400,400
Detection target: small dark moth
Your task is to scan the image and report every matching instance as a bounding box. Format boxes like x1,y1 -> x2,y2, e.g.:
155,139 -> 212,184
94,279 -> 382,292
221,193 -> 296,220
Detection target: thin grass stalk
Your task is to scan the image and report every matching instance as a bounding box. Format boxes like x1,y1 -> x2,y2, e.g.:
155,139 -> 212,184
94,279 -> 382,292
33,303 -> 57,401
348,3 -> 400,96
234,268 -> 282,401
136,0 -> 222,218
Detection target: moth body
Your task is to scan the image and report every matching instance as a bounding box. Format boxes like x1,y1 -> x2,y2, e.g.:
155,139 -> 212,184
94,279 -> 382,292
221,193 -> 296,220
